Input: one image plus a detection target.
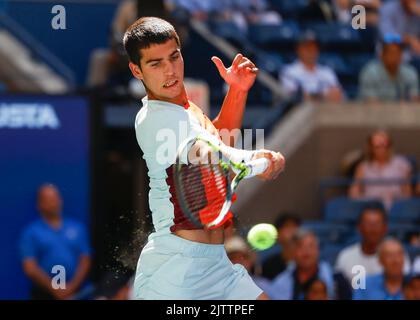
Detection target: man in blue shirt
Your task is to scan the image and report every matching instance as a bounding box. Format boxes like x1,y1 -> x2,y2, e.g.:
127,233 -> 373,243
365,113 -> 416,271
267,229 -> 335,300
353,238 -> 407,300
20,184 -> 91,300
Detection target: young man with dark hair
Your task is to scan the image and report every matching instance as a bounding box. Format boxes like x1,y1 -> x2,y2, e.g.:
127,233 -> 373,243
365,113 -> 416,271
124,17 -> 285,300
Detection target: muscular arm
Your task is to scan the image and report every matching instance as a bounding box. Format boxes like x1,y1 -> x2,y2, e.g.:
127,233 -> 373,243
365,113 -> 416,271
212,86 -> 248,134
210,54 -> 258,146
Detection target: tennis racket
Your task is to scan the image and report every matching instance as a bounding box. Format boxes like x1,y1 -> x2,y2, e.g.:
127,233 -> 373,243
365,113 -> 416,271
173,134 -> 269,229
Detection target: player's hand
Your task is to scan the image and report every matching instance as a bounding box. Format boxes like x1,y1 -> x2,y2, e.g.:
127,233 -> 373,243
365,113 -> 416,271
211,53 -> 258,92
50,287 -> 73,300
253,150 -> 285,180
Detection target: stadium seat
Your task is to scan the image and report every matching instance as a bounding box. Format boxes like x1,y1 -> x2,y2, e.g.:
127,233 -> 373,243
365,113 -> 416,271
255,51 -> 283,77
404,245 -> 420,264
320,244 -> 345,267
388,223 -> 419,242
209,21 -> 248,50
269,0 -> 308,19
303,221 -> 352,245
324,197 -> 375,224
319,53 -> 352,77
248,21 -> 300,50
342,84 -> 359,100
345,53 -> 373,76
389,198 -> 420,223
311,23 -> 362,52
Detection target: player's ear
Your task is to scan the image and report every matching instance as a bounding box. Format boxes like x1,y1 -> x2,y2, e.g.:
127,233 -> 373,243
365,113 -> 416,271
129,62 -> 143,81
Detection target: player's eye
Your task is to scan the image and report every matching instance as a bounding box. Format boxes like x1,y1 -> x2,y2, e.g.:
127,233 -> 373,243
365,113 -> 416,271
171,54 -> 180,61
150,62 -> 160,68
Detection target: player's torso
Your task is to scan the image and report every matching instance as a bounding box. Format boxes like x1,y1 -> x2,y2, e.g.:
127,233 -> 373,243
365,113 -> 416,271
176,101 -> 225,244
137,98 -> 225,244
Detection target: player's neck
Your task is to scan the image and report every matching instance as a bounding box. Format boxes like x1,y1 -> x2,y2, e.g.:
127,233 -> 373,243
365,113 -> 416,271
43,214 -> 62,229
147,86 -> 189,109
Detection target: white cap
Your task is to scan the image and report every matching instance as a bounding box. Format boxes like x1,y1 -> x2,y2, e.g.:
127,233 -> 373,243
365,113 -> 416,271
224,235 -> 249,254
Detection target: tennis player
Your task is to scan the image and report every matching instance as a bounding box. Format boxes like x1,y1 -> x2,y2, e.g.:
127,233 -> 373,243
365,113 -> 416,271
124,17 -> 285,300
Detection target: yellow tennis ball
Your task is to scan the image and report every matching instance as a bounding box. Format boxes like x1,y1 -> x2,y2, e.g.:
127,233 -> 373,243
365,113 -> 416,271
247,223 -> 278,251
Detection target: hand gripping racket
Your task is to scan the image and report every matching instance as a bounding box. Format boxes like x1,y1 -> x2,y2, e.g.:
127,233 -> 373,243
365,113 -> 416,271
173,134 -> 269,229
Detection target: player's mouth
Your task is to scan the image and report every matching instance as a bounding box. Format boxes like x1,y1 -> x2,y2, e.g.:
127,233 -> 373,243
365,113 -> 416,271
163,79 -> 178,88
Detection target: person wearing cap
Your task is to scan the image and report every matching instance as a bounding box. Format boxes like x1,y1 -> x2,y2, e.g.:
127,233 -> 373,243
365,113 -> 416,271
358,33 -> 419,102
224,235 -> 272,294
280,30 -> 343,103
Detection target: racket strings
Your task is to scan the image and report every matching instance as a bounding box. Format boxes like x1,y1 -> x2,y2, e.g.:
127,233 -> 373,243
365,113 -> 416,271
178,163 -> 228,224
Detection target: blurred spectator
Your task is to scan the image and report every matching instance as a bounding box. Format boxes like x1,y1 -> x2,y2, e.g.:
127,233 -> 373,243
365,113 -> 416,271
379,0 -> 420,59
173,0 -> 282,33
225,235 -> 271,293
353,238 -> 407,300
88,0 -> 179,89
168,0 -> 222,21
349,130 -> 412,209
304,278 -> 329,300
280,30 -> 344,103
19,184 -> 91,300
416,179 -> 420,196
407,231 -> 420,246
335,204 -> 387,283
403,274 -> 420,300
231,0 -> 282,27
413,256 -> 420,273
333,0 -> 382,26
335,203 -> 411,283
87,0 -> 137,87
358,34 -> 419,102
267,229 -> 335,300
333,0 -> 353,24
261,214 -> 301,280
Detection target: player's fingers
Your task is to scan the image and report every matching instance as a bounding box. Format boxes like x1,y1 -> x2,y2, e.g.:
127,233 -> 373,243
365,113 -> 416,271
245,67 -> 259,74
272,153 -> 285,178
264,153 -> 277,179
238,61 -> 254,70
232,53 -> 243,72
211,56 -> 227,75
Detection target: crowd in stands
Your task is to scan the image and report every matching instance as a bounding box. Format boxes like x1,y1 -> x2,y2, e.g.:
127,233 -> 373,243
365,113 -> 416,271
223,128 -> 420,300
85,0 -> 420,105
225,205 -> 419,300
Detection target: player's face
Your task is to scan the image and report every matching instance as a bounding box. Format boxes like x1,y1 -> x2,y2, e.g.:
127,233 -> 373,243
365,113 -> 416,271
138,39 -> 184,101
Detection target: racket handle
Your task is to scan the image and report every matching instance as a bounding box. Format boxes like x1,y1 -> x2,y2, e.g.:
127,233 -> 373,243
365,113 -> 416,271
246,158 -> 269,178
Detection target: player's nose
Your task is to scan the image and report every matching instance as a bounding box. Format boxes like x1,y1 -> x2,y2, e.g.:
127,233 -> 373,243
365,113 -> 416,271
164,60 -> 176,76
